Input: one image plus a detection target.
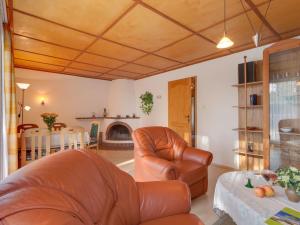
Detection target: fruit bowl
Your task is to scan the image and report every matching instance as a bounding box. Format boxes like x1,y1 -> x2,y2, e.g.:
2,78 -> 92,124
280,127 -> 293,133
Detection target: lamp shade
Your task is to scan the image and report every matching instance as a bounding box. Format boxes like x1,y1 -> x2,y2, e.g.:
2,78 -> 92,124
216,35 -> 234,49
24,106 -> 31,111
16,83 -> 30,90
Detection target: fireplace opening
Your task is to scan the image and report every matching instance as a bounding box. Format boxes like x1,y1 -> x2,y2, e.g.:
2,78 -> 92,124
106,122 -> 132,141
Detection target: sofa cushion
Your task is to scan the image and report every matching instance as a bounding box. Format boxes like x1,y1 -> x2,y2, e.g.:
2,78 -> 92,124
0,150 -> 140,225
132,127 -> 187,161
175,160 -> 207,185
139,214 -> 204,225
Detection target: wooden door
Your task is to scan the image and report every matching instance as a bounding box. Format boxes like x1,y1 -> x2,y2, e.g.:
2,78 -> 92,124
168,77 -> 195,146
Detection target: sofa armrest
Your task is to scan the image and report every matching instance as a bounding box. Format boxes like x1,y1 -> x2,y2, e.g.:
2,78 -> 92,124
141,156 -> 179,180
137,181 -> 191,223
183,147 -> 213,166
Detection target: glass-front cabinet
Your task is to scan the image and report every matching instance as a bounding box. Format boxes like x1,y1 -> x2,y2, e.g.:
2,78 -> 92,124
263,39 -> 300,170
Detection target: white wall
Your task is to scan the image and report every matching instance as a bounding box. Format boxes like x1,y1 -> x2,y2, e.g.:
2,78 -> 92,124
108,79 -> 136,117
15,68 -> 111,131
134,45 -> 270,168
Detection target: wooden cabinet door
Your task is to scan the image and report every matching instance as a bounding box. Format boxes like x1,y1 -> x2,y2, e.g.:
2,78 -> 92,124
168,77 -> 193,146
263,38 -> 300,170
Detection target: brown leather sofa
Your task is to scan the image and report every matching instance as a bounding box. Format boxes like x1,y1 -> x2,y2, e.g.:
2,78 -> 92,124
133,126 -> 213,199
0,150 -> 204,225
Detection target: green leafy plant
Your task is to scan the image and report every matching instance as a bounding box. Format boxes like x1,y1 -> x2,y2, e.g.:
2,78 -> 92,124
275,167 -> 300,194
140,91 -> 153,115
41,113 -> 58,131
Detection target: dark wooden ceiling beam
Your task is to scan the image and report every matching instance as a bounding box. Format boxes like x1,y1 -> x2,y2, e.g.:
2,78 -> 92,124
244,0 -> 281,39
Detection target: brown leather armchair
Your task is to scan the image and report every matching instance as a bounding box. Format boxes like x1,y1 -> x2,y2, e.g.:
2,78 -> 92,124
0,150 -> 204,225
133,126 -> 213,199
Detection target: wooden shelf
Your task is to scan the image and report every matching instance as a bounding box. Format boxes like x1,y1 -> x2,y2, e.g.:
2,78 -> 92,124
232,81 -> 263,87
233,149 -> 263,158
279,131 -> 300,136
233,128 -> 263,133
233,105 -> 263,109
76,116 -> 140,120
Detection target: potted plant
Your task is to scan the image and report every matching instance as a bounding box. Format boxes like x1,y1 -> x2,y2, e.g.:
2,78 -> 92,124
140,91 -> 153,115
275,166 -> 300,202
41,113 -> 58,131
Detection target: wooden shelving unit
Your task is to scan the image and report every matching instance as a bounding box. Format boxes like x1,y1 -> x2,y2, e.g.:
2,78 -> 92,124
233,57 -> 264,171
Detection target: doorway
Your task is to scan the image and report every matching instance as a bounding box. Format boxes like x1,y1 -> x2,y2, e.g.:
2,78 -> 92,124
168,77 -> 196,147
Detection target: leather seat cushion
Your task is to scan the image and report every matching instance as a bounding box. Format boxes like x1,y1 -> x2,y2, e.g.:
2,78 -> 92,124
139,214 -> 204,225
174,160 -> 207,185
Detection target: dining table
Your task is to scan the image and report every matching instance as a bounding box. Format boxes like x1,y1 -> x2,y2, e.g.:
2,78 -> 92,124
213,171 -> 300,225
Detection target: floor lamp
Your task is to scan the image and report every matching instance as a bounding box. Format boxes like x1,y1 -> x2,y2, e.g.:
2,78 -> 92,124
16,83 -> 30,125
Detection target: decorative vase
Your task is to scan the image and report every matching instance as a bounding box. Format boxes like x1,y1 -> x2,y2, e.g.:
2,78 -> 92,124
47,124 -> 53,132
285,188 -> 300,202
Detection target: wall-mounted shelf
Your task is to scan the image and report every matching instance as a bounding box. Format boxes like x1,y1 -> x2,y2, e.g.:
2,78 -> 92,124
233,128 -> 263,133
232,105 -> 263,109
232,81 -> 263,87
279,132 -> 300,136
233,149 -> 263,158
76,116 -> 140,120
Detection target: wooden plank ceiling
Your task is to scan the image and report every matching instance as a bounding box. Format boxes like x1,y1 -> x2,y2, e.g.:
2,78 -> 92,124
10,0 -> 300,80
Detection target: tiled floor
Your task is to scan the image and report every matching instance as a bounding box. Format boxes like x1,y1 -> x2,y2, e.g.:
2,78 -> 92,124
95,149 -> 233,225
191,165 -> 233,225
92,149 -> 133,164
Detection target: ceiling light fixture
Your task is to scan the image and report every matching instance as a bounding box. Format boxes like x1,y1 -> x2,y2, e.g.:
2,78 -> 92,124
217,0 -> 234,49
241,0 -> 272,47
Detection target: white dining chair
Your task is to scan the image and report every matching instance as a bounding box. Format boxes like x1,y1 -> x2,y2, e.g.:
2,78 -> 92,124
60,126 -> 85,150
20,128 -> 50,167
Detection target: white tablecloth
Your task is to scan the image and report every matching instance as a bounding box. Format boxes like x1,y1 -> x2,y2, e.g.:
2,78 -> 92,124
24,131 -> 90,149
213,171 -> 300,225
